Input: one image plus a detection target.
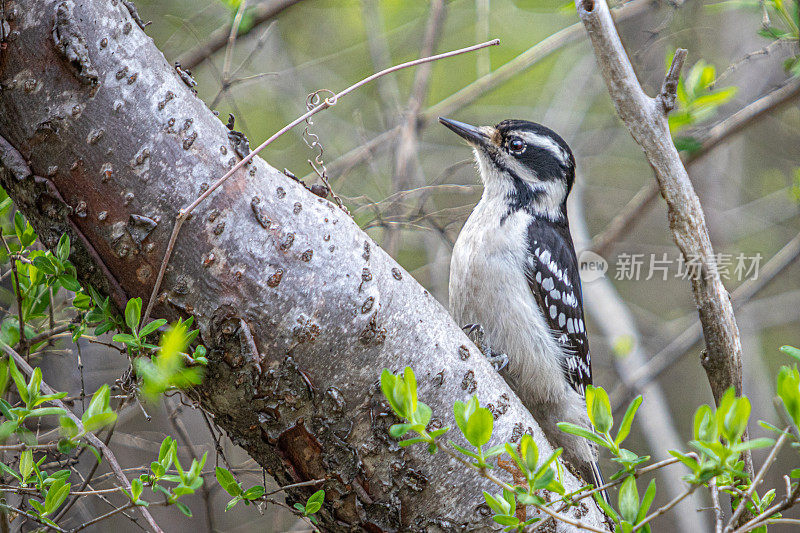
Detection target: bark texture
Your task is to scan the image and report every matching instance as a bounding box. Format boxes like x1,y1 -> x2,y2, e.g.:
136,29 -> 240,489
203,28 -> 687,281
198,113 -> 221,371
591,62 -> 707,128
0,1 -> 608,530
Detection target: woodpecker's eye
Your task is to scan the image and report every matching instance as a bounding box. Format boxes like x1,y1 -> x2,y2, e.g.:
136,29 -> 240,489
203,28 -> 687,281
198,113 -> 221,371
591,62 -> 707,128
508,137 -> 525,154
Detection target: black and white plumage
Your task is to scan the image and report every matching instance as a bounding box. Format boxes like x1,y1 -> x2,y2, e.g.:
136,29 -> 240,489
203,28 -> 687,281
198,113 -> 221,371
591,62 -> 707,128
526,220 -> 591,396
441,117 -> 603,493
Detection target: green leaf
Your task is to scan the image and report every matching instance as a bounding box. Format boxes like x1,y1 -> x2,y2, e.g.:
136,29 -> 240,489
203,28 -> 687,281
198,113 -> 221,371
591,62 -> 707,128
175,501 -> 192,517
159,437 -> 175,465
780,345 -> 800,363
305,489 -> 324,515
517,492 -> 544,506
637,478 -> 657,525
0,461 -> 21,482
131,478 -> 143,501
32,256 -> 56,276
58,275 -> 81,292
732,438 -> 775,453
242,485 -> 265,500
777,365 -> 800,426
485,444 -> 505,458
112,333 -> 136,344
493,515 -> 519,526
673,136 -> 703,154
618,476 -> 639,524
450,441 -> 480,459
124,297 -> 142,332
19,449 -> 33,481
30,500 -> 45,515
56,234 -> 71,262
462,404 -> 493,448
8,358 -> 29,405
694,404 -> 717,442
44,478 -> 70,515
557,422 -> 605,446
586,385 -> 613,434
28,407 -> 67,418
397,437 -> 429,447
535,448 -> 562,480
403,367 -> 418,414
389,423 -> 412,438
519,434 -> 539,472
139,319 -> 167,338
83,385 -> 113,426
413,402 -> 432,429
14,212 -> 25,243
225,495 -> 243,511
505,443 -> 526,474
483,491 -> 510,515
34,391 -> 68,406
82,412 -> 117,433
723,395 -> 750,442
616,395 -> 642,445
380,369 -> 404,417
150,461 -> 165,478
0,197 -> 12,216
215,467 -> 242,497
668,450 -> 699,472
502,488 -> 516,516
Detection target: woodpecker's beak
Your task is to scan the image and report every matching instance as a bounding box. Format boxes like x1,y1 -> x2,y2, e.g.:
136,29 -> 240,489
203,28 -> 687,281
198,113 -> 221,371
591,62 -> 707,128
439,117 -> 490,146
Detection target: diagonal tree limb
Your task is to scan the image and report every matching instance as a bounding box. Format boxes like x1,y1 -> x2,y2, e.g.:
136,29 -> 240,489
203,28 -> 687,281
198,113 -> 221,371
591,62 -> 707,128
575,0 -> 749,472
0,1 -> 608,530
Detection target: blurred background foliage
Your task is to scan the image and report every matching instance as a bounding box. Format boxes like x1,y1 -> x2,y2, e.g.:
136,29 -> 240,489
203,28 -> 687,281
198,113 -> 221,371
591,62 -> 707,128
6,0 -> 800,530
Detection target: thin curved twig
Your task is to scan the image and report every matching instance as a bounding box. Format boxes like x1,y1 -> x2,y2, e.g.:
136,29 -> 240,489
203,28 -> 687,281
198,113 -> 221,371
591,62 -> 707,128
142,38 -> 500,324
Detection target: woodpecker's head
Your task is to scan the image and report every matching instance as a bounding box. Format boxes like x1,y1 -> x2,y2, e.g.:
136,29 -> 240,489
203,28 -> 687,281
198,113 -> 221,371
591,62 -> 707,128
439,117 -> 575,222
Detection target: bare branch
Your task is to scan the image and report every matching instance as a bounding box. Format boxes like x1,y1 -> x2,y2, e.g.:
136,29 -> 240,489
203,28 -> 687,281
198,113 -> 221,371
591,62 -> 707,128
587,76 -> 800,257
576,0 -> 745,414
142,37 -> 500,323
725,428 -> 791,532
314,0 -> 657,184
659,48 -> 688,112
175,0 -> 302,70
711,479 -> 725,533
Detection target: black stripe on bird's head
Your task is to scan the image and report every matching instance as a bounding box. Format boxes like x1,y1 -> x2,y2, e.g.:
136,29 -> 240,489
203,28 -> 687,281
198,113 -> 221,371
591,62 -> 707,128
440,117 -> 576,221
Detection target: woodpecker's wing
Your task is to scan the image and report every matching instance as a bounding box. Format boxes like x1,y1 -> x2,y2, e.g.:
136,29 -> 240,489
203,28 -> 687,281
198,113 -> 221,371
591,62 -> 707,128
524,220 -> 592,396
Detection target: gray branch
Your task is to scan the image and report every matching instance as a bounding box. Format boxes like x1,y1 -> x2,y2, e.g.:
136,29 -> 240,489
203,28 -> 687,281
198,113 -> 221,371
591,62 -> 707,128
575,0 -> 746,416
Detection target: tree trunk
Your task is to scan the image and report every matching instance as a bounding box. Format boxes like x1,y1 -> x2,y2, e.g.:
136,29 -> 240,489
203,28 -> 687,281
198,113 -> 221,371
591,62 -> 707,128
0,0 -> 608,531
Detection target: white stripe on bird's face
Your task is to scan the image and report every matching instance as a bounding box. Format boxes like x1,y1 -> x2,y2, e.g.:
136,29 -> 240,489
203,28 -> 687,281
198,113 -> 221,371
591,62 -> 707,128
472,146 -> 568,222
516,131 -> 571,166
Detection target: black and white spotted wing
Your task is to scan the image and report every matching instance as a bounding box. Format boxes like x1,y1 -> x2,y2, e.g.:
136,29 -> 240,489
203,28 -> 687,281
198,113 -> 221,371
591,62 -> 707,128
524,219 -> 592,396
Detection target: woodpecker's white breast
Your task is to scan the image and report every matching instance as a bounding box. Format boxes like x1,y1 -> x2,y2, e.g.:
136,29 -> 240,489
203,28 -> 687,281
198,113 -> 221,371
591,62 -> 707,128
449,196 -> 572,404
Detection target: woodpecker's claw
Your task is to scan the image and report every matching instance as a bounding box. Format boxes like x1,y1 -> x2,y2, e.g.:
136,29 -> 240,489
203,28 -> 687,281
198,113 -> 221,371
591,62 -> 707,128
462,323 -> 482,337
462,323 -> 509,372
462,323 -> 487,352
486,351 -> 509,372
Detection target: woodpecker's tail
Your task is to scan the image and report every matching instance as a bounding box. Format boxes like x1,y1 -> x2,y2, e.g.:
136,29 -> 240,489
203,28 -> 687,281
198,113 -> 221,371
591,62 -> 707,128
591,461 -> 610,505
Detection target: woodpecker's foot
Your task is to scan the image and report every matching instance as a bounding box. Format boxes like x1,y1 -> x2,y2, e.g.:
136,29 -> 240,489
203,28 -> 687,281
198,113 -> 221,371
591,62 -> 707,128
486,350 -> 509,372
462,323 -> 488,352
462,324 -> 509,371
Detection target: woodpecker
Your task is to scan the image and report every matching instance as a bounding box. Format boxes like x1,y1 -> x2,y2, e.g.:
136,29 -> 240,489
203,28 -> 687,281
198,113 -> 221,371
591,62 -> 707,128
440,117 -> 604,493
